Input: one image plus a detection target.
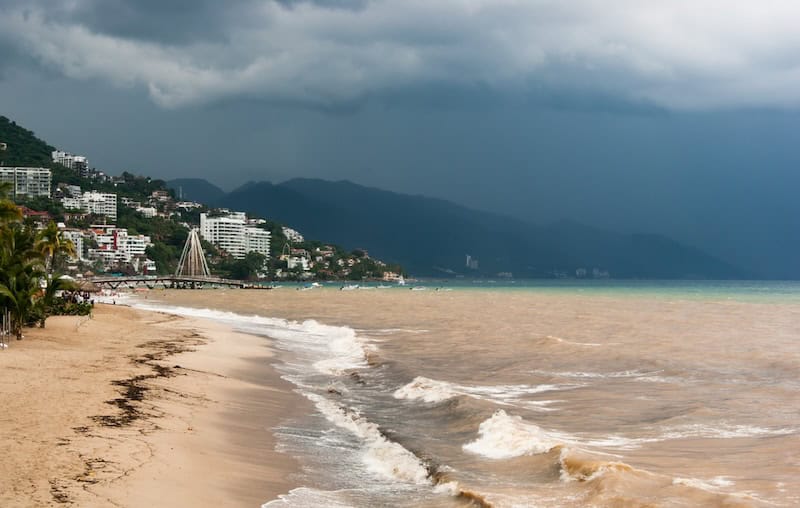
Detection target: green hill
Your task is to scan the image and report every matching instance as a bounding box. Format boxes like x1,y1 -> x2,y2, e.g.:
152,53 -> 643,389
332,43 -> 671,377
0,116 -> 55,166
166,178 -> 226,203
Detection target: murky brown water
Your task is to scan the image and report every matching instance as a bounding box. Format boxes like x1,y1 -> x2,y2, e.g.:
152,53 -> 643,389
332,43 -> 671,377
141,285 -> 800,507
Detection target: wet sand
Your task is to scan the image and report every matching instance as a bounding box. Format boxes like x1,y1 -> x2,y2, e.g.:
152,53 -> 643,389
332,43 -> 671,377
0,304 -> 306,507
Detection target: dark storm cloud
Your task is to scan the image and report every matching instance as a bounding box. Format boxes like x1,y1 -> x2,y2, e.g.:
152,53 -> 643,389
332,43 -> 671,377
2,0 -> 800,278
52,0 -> 263,44
5,1 -> 800,110
275,0 -> 368,11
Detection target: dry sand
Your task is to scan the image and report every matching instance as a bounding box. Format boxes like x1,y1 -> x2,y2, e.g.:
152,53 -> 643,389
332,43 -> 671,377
0,304 -> 306,507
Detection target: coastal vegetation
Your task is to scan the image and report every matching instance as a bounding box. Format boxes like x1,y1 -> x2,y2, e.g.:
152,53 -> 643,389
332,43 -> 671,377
0,182 -> 88,339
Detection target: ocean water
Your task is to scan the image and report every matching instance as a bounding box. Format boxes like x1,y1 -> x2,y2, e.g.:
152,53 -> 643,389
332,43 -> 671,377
130,281 -> 800,507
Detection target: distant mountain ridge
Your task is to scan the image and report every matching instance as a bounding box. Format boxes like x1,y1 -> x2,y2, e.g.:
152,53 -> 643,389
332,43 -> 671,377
167,178 -> 225,204
0,114 -> 742,279
215,177 -> 743,279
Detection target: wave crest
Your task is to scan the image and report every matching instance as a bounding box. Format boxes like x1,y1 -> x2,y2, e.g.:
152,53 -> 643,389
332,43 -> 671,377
463,410 -> 567,459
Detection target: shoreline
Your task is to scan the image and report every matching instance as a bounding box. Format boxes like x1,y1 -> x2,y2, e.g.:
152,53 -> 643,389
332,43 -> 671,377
0,303 -> 307,507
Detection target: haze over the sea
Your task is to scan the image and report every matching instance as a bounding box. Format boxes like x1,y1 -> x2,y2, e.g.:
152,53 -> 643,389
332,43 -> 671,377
1,1 -> 799,277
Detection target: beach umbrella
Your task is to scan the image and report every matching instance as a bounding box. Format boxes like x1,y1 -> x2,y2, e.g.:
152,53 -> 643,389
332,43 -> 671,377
76,280 -> 100,293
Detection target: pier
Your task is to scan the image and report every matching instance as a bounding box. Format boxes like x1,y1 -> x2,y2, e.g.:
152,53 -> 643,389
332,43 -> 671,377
90,275 -> 248,290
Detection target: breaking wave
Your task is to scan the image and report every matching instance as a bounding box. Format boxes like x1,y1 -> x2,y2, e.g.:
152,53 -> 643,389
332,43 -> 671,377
304,392 -> 494,507
304,392 -> 431,484
393,376 -> 573,409
462,410 -> 570,459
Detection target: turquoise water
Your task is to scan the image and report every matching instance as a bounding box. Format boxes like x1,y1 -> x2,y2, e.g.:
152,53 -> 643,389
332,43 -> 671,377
288,279 -> 800,303
444,279 -> 800,301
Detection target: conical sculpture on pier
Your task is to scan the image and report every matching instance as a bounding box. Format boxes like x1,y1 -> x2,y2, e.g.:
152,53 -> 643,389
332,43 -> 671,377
175,228 -> 210,277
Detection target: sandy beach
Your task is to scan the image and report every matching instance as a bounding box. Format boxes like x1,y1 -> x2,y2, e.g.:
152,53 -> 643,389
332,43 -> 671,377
0,303 -> 305,507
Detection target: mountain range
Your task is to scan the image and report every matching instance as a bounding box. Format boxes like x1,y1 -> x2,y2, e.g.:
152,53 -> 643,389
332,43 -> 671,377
0,114 -> 741,279
169,177 -> 742,279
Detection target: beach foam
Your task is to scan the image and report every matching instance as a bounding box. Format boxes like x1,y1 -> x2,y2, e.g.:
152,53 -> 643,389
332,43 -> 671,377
660,423 -> 797,440
393,376 -> 574,408
393,376 -> 460,403
261,487 -> 357,507
304,392 -> 432,485
544,335 -> 605,347
463,410 -> 568,459
125,303 -> 370,377
537,369 -> 664,380
673,476 -> 735,491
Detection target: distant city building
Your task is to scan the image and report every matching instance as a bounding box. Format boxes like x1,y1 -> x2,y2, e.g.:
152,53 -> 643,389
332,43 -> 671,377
282,226 -> 305,243
120,197 -> 142,209
286,255 -> 310,272
199,211 -> 271,260
465,254 -> 479,270
245,227 -> 271,257
136,206 -> 157,218
62,191 -> 117,222
150,190 -> 171,202
52,150 -> 89,174
0,167 -> 52,197
132,257 -> 157,274
54,183 -> 82,200
85,191 -> 117,221
87,227 -> 154,271
19,206 -> 51,227
382,271 -> 404,282
59,228 -> 85,262
176,201 -> 202,210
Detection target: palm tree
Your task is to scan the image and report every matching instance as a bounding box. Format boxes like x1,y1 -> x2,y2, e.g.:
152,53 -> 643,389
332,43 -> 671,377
36,273 -> 77,328
0,182 -> 21,223
36,221 -> 76,274
0,223 -> 45,339
0,257 -> 45,339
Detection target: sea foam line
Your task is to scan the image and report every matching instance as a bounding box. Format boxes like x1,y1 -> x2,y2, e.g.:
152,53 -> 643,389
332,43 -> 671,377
304,392 -> 432,485
303,392 -> 494,506
120,301 -> 372,377
393,376 -> 574,408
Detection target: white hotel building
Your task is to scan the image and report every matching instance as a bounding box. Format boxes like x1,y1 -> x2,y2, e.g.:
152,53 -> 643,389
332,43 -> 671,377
0,167 -> 51,197
200,211 -> 271,260
62,191 -> 118,222
52,150 -> 88,173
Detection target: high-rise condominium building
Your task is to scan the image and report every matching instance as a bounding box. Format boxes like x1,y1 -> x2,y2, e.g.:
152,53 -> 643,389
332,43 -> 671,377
200,211 -> 271,260
0,167 -> 52,197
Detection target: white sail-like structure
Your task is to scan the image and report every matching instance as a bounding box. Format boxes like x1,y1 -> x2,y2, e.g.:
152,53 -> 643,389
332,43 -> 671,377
175,228 -> 210,277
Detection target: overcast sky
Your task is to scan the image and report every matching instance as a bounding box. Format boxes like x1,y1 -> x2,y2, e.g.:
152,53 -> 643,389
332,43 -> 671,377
1,0 -> 799,277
